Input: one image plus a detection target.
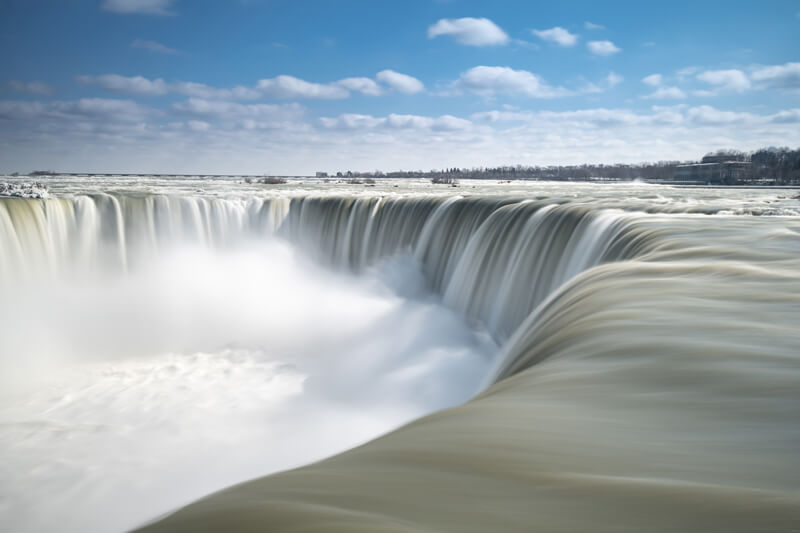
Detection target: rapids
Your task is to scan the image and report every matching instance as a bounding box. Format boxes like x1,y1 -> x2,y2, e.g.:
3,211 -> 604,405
1,177 -> 799,532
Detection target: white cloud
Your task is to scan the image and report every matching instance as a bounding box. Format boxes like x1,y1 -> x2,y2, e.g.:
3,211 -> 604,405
769,109 -> 800,123
172,99 -> 299,118
320,114 -> 385,130
643,87 -> 687,100
4,98 -> 800,174
427,17 -> 509,46
172,99 -> 304,124
696,69 -> 751,92
73,72 -> 427,101
321,113 -> 471,131
171,82 -> 261,100
430,115 -> 473,131
8,81 -> 55,96
130,39 -> 181,55
453,66 -> 570,98
642,74 -> 663,86
470,104 -> 776,131
587,40 -> 621,56
256,76 -> 349,99
77,74 -> 168,96
101,0 -> 175,15
606,72 -> 623,88
0,98 -> 152,122
676,66 -> 700,81
582,72 -> 623,94
686,105 -> 754,125
584,21 -> 604,30
375,70 -> 425,94
336,77 -> 383,96
751,62 -> 800,90
531,26 -> 578,47
186,120 -> 210,132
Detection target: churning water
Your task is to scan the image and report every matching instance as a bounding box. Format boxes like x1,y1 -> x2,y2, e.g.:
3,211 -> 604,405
1,177 -> 799,532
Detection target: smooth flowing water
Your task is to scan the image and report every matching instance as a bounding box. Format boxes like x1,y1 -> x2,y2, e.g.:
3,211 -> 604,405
1,177 -> 799,532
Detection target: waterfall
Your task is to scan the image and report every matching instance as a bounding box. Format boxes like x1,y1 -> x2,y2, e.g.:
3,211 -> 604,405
2,186 -> 800,533
0,195 -> 289,281
2,193 -> 661,344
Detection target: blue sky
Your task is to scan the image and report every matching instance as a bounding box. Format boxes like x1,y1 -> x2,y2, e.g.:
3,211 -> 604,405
1,0 -> 799,173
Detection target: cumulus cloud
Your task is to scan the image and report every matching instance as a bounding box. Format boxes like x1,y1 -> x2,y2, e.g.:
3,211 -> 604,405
73,72 -> 428,100
336,77 -> 384,96
643,86 -> 687,99
642,74 -> 663,86
584,21 -> 604,30
453,66 -> 570,98
256,75 -> 350,99
375,70 -> 425,94
531,27 -> 578,47
77,74 -> 168,96
8,81 -> 55,96
696,69 -> 751,92
101,0 -> 175,15
587,40 -> 621,56
751,62 -> 800,90
130,39 -> 181,55
427,17 -> 509,46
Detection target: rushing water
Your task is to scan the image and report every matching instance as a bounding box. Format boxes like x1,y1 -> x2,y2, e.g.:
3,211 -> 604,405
1,177 -> 799,532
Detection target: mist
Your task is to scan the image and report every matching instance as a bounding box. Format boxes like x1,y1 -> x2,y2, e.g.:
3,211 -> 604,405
0,237 -> 495,533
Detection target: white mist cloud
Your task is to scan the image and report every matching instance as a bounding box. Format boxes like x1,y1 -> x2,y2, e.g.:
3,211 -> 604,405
101,0 -> 175,15
584,21 -> 604,30
375,70 -> 425,94
0,240 -> 492,532
453,66 -> 570,98
427,17 -> 509,46
531,27 -> 578,47
587,40 -> 621,56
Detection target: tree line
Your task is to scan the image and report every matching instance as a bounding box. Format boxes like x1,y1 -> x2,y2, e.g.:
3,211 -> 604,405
336,146 -> 800,185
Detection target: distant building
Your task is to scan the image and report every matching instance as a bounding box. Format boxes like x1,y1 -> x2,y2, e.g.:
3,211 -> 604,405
315,172 -> 328,178
672,160 -> 750,185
